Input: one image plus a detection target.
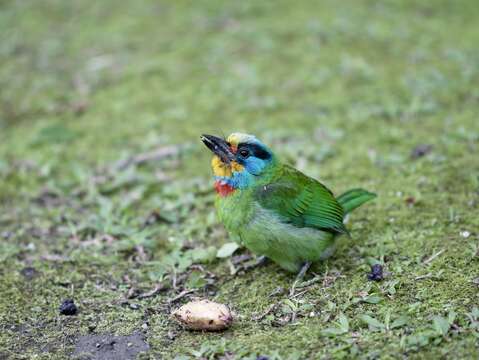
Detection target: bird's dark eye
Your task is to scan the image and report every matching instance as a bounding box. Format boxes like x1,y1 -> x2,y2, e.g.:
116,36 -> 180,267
239,149 -> 250,157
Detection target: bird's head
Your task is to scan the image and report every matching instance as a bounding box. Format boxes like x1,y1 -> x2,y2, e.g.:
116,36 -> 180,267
201,132 -> 274,195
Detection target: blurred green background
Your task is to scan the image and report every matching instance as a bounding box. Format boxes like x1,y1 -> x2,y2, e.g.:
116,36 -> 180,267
1,0 -> 478,359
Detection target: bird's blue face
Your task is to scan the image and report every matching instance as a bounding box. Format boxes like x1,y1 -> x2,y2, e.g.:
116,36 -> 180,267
201,133 -> 274,190
234,140 -> 273,176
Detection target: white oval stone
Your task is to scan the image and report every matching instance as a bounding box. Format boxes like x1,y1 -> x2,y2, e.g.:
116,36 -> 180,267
172,299 -> 233,331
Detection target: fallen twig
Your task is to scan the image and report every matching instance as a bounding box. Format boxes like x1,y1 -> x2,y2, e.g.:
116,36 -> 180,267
252,303 -> 277,321
295,276 -> 322,289
115,144 -> 184,170
138,283 -> 165,299
168,289 -> 197,304
423,249 -> 445,265
290,289 -> 310,299
126,287 -> 140,299
40,254 -> 71,262
135,245 -> 147,262
415,273 -> 433,281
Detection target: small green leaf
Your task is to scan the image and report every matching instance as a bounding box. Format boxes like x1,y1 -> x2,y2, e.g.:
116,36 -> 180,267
362,295 -> 382,304
216,242 -> 240,258
299,303 -> 314,312
384,309 -> 391,328
176,255 -> 193,272
191,246 -> 217,263
433,316 -> 450,336
360,314 -> 385,330
338,312 -> 349,332
174,355 -> 191,360
33,124 -> 77,145
282,299 -> 297,312
186,270 -> 207,289
367,258 -> 382,266
391,315 -> 409,329
321,313 -> 349,336
321,327 -> 346,336
447,310 -> 456,325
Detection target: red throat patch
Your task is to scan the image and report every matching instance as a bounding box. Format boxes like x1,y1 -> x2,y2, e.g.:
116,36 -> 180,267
214,181 -> 235,197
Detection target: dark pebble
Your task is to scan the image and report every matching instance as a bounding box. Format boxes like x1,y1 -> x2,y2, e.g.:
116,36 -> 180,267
59,299 -> 78,315
20,267 -> 39,280
411,144 -> 432,159
405,196 -> 416,205
367,264 -> 384,281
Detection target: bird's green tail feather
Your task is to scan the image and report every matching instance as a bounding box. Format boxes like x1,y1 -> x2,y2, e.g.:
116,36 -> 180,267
337,188 -> 376,214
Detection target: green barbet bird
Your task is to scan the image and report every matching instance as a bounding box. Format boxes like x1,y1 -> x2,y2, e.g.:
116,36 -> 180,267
201,132 -> 376,274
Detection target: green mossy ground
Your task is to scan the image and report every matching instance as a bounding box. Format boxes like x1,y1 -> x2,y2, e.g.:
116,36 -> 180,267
1,0 -> 479,358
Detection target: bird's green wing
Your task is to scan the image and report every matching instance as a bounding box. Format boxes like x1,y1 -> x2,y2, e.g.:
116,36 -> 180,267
254,165 -> 347,235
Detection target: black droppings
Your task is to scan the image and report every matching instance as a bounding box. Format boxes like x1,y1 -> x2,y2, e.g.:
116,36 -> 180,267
20,267 -> 39,280
59,299 -> 78,315
411,144 -> 433,159
367,264 -> 384,281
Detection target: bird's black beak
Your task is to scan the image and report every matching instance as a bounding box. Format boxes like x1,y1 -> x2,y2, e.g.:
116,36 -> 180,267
201,134 -> 235,164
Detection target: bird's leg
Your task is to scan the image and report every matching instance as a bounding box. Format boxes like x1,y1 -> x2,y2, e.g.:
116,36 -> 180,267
255,255 -> 268,267
243,255 -> 269,271
289,261 -> 312,296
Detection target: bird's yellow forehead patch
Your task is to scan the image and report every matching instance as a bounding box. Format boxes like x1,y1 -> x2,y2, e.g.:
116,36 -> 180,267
226,133 -> 256,147
211,156 -> 244,177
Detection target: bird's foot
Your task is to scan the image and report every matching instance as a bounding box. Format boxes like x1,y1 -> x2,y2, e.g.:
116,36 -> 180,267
243,255 -> 269,271
289,261 -> 312,296
254,255 -> 269,267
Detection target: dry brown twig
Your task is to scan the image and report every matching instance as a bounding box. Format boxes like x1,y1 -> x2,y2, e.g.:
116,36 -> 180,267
423,249 -> 445,265
168,289 -> 197,304
138,283 -> 165,299
252,303 -> 277,321
115,145 -> 184,170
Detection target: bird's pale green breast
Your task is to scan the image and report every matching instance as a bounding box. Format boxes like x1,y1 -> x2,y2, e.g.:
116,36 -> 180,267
215,188 -> 255,237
